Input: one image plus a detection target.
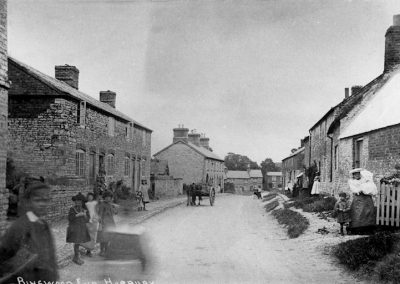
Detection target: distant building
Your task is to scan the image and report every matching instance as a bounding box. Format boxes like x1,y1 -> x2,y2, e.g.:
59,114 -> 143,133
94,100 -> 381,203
7,57 -> 152,221
266,172 -> 282,190
225,169 -> 262,193
281,146 -> 304,191
153,126 -> 224,189
0,0 -> 8,232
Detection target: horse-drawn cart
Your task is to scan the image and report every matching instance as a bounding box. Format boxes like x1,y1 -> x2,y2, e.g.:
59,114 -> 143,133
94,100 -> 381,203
187,183 -> 216,206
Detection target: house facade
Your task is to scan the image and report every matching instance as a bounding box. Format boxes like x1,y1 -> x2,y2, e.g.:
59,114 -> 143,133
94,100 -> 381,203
0,0 -> 8,231
305,14 -> 400,197
225,169 -> 262,193
281,146 -> 304,191
266,172 -> 282,190
153,127 -> 224,189
7,57 -> 152,221
150,158 -> 183,198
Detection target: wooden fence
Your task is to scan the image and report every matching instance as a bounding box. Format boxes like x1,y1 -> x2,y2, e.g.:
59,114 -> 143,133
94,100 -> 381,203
376,183 -> 400,226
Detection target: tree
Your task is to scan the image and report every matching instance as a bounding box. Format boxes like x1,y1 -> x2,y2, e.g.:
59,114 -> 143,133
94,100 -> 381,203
224,153 -> 259,171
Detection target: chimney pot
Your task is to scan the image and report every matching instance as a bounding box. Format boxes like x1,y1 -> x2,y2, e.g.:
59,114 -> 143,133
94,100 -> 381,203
384,15 -> 400,72
345,87 -> 349,99
99,90 -> 116,108
173,126 -> 189,143
55,65 -> 79,89
188,132 -> 201,146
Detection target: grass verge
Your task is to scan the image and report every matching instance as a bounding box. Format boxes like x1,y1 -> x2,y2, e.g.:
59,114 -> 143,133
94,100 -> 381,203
291,195 -> 337,213
271,208 -> 309,238
332,231 -> 399,273
262,193 -> 278,202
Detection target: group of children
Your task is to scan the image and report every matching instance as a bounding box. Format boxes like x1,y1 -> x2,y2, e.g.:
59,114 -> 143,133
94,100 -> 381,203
66,190 -> 118,265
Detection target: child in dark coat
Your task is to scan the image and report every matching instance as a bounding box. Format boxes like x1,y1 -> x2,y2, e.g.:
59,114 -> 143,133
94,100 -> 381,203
0,179 -> 58,283
66,193 -> 91,265
335,192 -> 352,236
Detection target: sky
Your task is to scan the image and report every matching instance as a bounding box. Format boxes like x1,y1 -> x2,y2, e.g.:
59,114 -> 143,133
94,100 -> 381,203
7,0 -> 400,164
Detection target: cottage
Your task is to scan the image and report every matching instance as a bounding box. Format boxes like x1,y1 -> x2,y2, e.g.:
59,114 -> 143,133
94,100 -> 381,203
225,169 -> 262,193
307,14 -> 400,196
266,172 -> 282,190
7,57 -> 152,221
153,126 -> 224,189
0,0 -> 8,231
281,146 -> 304,191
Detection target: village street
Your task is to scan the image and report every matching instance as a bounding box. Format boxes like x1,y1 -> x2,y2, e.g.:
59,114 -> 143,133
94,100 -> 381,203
59,194 -> 361,284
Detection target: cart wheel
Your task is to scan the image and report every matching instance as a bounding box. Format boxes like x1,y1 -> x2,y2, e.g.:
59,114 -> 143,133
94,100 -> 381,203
210,188 -> 215,206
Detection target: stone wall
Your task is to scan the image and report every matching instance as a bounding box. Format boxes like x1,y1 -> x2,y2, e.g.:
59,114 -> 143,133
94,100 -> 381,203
154,142 -> 204,185
153,176 -> 183,198
0,0 -> 8,233
7,59 -> 152,222
225,178 -> 249,192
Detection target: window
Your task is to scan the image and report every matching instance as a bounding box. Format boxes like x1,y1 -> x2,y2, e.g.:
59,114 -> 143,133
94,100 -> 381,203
354,139 -> 363,168
77,101 -> 86,126
334,145 -> 338,170
106,154 -> 115,175
142,130 -> 146,146
89,152 -> 96,181
124,157 -> 130,176
108,117 -> 115,136
75,150 -> 85,176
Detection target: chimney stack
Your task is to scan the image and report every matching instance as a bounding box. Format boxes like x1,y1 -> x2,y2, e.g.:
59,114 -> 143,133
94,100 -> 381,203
200,137 -> 210,149
188,131 -> 201,146
55,65 -> 79,89
100,90 -> 116,108
384,15 -> 400,73
173,125 -> 189,143
345,88 -> 349,99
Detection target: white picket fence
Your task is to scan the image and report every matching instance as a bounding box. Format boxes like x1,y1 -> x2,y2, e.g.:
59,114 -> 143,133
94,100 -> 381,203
376,183 -> 400,226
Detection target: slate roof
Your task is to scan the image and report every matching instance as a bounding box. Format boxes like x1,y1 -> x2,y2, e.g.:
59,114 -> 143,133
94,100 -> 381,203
153,140 -> 224,162
249,169 -> 263,178
226,171 -> 250,179
8,56 -> 152,132
282,147 -> 305,161
339,71 -> 400,139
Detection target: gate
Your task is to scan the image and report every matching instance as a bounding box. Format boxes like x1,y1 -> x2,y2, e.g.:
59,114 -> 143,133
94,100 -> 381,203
376,183 -> 400,226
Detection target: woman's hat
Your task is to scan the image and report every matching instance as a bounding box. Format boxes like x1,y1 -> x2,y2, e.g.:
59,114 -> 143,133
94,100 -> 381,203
72,193 -> 86,201
349,168 -> 362,174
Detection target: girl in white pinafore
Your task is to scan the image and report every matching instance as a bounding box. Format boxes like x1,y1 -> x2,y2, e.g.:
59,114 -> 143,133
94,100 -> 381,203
81,192 -> 99,256
311,176 -> 321,195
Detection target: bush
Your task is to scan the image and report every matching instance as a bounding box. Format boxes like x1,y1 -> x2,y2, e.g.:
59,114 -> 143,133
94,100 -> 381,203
291,195 -> 337,213
272,208 -> 309,238
262,193 -> 278,202
264,199 -> 279,212
333,231 -> 398,270
375,254 -> 400,283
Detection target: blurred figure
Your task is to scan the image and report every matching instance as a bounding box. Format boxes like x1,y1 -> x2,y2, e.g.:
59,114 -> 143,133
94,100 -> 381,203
81,192 -> 99,257
66,193 -> 90,265
98,191 -> 118,256
0,179 -> 58,283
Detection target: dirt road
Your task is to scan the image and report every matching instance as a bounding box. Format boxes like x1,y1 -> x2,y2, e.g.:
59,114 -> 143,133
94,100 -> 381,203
60,194 -> 361,284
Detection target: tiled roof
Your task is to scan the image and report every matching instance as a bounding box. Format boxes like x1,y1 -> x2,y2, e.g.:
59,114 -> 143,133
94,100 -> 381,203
266,172 -> 282,176
249,169 -> 263,178
282,147 -> 305,161
226,171 -> 249,179
153,140 -> 224,162
9,56 -> 152,132
187,142 -> 224,161
339,71 -> 400,139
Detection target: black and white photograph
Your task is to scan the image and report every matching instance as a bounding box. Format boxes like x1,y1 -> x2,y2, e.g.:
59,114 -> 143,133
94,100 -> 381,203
1,0 -> 400,283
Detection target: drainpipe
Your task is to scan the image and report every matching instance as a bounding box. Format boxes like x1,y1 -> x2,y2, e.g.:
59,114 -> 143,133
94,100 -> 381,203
327,134 -> 333,183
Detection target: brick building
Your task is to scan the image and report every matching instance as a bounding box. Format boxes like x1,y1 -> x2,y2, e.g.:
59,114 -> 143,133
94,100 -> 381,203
0,0 -> 8,231
153,127 -> 224,189
7,57 -> 152,221
225,169 -> 262,193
